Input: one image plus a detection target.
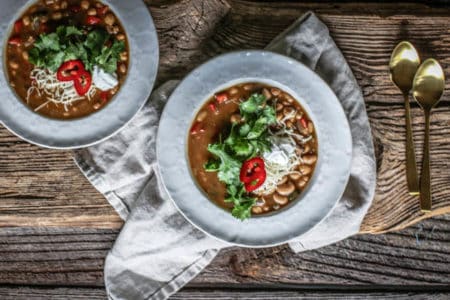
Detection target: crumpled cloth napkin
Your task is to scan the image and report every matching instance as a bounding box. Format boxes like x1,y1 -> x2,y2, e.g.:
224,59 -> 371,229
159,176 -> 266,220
74,12 -> 376,300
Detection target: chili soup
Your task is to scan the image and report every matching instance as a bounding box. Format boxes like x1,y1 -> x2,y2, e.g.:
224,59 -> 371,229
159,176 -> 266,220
188,82 -> 318,220
5,0 -> 129,119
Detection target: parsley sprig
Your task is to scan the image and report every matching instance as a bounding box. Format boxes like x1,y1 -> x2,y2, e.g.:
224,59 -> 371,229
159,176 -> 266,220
204,93 -> 277,220
29,25 -> 125,74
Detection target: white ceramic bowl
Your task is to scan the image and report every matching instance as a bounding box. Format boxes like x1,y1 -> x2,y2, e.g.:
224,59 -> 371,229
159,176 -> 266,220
0,0 -> 159,149
157,50 -> 352,247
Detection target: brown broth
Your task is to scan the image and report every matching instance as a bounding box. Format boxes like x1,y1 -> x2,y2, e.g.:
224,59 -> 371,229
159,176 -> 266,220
5,0 -> 129,119
188,82 -> 318,216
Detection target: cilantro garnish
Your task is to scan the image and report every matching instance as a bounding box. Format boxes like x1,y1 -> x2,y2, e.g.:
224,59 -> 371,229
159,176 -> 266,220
29,25 -> 124,73
204,93 -> 276,220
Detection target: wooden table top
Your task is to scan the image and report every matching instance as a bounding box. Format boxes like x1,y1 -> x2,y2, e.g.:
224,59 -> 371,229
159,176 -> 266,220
0,0 -> 449,299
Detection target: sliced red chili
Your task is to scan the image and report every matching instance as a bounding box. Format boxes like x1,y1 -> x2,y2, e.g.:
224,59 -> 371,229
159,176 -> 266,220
86,16 -> 102,25
190,122 -> 205,135
299,117 -> 307,129
215,92 -> 228,104
57,60 -> 85,82
73,70 -> 92,96
14,20 -> 23,34
97,5 -> 109,16
8,37 -> 21,46
240,157 -> 266,192
100,91 -> 109,103
208,102 -> 218,113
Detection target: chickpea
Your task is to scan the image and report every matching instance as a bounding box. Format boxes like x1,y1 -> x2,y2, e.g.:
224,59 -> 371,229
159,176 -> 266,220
117,33 -> 126,41
22,16 -> 31,26
270,87 -> 281,96
93,103 -> 101,110
87,8 -> 97,16
196,110 -> 207,122
276,181 -> 295,196
299,165 -> 312,176
285,95 -> 295,103
295,112 -> 304,120
105,13 -> 115,26
120,51 -> 128,62
303,154 -> 317,165
308,121 -> 314,134
273,193 -> 288,205
230,114 -> 241,123
263,206 -> 270,212
303,143 -> 311,154
243,83 -> 254,91
228,87 -> 239,95
296,176 -> 309,189
51,12 -> 62,20
276,113 -> 283,122
60,1 -> 68,9
262,88 -> 272,100
22,51 -> 29,61
252,206 -> 263,214
11,70 -> 17,77
289,172 -> 301,181
286,120 -> 293,128
45,0 -> 55,5
276,103 -> 283,112
112,26 -> 120,34
81,0 -> 90,10
119,64 -> 127,74
282,106 -> 295,117
278,176 -> 288,185
9,61 -> 19,70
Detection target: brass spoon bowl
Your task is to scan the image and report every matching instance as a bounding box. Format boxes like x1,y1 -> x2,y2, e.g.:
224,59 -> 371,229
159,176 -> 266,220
412,58 -> 446,212
389,41 -> 420,195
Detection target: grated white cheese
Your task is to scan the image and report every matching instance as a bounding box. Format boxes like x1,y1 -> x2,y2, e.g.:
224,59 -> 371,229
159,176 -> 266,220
27,67 -> 97,112
254,102 -> 313,196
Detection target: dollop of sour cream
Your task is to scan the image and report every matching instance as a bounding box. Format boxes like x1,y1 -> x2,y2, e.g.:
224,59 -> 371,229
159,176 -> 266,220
263,136 -> 296,167
92,66 -> 118,91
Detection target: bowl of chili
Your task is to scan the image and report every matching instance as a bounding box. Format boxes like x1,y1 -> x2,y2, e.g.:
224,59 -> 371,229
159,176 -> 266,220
0,0 -> 159,148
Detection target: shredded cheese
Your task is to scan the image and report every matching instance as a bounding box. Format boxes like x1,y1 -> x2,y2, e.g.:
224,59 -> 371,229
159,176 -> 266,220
27,67 -> 97,112
254,102 -> 313,196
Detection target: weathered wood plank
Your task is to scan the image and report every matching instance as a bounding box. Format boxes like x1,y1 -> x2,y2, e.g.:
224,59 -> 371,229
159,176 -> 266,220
1,0 -> 450,231
0,286 -> 449,300
0,216 -> 447,287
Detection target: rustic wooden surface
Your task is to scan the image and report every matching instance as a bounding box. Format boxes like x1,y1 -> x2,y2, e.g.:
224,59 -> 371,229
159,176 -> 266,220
0,215 -> 448,298
1,0 -> 450,299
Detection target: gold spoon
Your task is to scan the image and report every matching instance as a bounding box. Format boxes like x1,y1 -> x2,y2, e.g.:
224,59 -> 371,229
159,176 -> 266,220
412,58 -> 445,212
389,41 -> 420,195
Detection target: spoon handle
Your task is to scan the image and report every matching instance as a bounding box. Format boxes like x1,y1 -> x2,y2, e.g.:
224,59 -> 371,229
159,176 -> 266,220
420,110 -> 432,212
404,93 -> 420,195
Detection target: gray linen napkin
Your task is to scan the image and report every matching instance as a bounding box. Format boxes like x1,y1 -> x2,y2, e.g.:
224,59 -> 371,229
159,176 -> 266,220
74,12 -> 376,300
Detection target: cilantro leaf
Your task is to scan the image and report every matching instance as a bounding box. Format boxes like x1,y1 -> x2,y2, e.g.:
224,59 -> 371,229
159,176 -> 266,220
205,92 -> 277,221
28,26 -> 123,74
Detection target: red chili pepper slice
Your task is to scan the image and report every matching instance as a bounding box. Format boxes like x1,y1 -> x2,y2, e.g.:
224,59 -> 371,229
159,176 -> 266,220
8,37 -> 21,46
97,5 -> 109,16
57,60 -> 85,82
100,91 -> 109,103
240,157 -> 266,192
86,16 -> 102,25
73,70 -> 92,96
299,117 -> 308,129
190,122 -> 205,135
208,102 -> 218,113
215,93 -> 228,104
14,20 -> 23,34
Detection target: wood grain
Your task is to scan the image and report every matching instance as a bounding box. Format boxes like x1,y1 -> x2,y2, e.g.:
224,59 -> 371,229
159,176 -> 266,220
0,216 -> 448,287
1,1 -> 450,231
0,286 -> 449,300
